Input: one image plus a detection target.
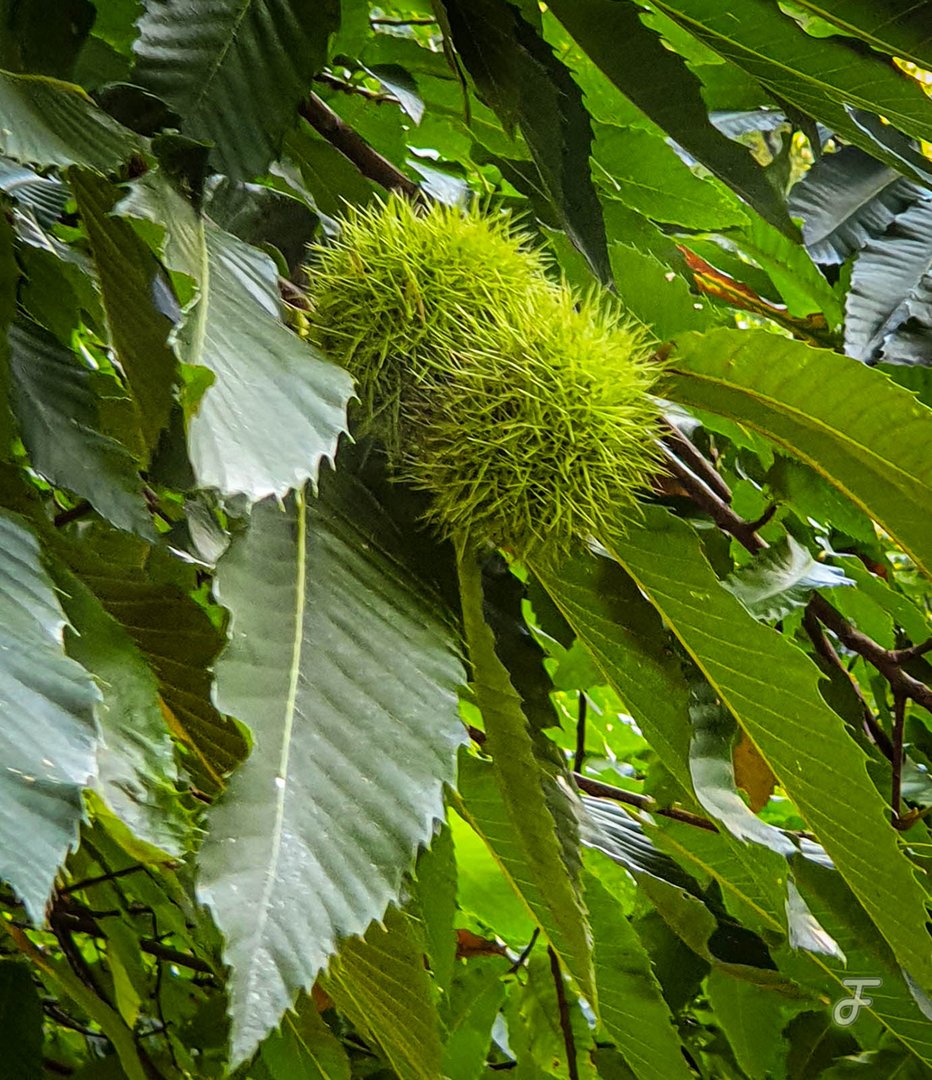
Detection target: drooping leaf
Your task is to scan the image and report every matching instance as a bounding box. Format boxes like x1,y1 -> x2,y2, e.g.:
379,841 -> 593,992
0,510 -> 99,921
846,199 -> 932,364
0,960 -> 43,1077
652,0 -> 932,181
456,549 -> 595,1001
723,535 -> 853,623
117,172 -> 352,501
69,537 -> 245,794
8,319 -> 150,535
0,156 -> 68,227
0,69 -> 141,169
604,506 -> 932,996
584,868 -> 693,1080
133,0 -> 340,179
687,679 -> 796,855
546,0 -> 794,236
664,327 -> 932,581
439,0 -> 610,282
70,169 -> 177,458
254,994 -> 350,1080
56,567 -> 185,857
324,907 -> 444,1080
788,146 -> 926,266
198,462 -> 465,1061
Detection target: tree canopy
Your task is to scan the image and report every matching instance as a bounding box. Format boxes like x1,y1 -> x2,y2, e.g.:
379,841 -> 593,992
0,1 -> 931,1077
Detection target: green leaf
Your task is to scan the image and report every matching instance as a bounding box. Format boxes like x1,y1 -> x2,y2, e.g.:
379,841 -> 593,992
132,0 -> 339,179
790,1 -> 932,69
69,538 -> 245,795
706,968 -> 795,1080
779,855 -> 932,1069
788,146 -> 925,266
534,552 -> 693,795
8,319 -> 150,535
448,804 -> 537,947
456,753 -> 596,1001
0,510 -> 99,921
70,169 -> 177,458
664,328 -> 932,581
687,679 -> 796,855
439,0 -> 610,282
255,994 -> 350,1080
0,960 -> 43,1078
585,867 -> 692,1080
412,826 -> 457,994
198,462 -> 465,1062
442,957 -> 508,1080
281,122 -> 378,218
57,568 -> 185,857
730,214 -> 844,327
547,0 -> 794,236
652,0 -> 932,179
723,535 -> 853,623
595,125 -> 747,231
456,549 -> 595,1001
0,70 -> 141,170
324,907 -> 444,1080
609,242 -> 712,341
604,506 -> 932,997
117,172 -> 352,500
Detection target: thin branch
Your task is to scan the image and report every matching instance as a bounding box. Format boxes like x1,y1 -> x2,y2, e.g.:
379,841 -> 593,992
61,866 -> 146,896
666,435 -> 932,720
573,693 -> 587,774
313,71 -> 400,105
802,605 -> 894,759
891,691 -> 906,827
140,940 -> 213,976
506,928 -> 540,975
808,594 -> 932,714
299,93 -> 424,200
370,15 -> 438,25
54,501 -> 93,528
659,444 -> 766,553
573,772 -> 719,832
662,425 -> 733,504
548,947 -> 580,1080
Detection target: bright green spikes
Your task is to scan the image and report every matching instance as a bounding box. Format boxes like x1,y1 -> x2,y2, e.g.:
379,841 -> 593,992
306,197 -> 664,558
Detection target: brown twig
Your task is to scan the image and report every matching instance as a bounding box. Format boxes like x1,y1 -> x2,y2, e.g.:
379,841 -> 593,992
573,693 -> 587,774
891,691 -> 906,826
548,947 -> 580,1080
370,15 -> 438,25
53,501 -> 93,527
667,438 -> 932,721
808,594 -> 932,714
802,605 -> 894,759
506,928 -> 540,974
660,444 -> 766,553
662,425 -> 733,504
313,71 -> 400,105
299,93 -> 424,200
573,773 -> 719,832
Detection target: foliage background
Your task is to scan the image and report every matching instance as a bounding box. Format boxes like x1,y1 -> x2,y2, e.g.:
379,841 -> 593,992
0,0 -> 931,1076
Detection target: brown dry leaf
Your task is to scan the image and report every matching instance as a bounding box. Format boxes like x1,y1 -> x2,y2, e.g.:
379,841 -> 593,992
733,731 -> 776,812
